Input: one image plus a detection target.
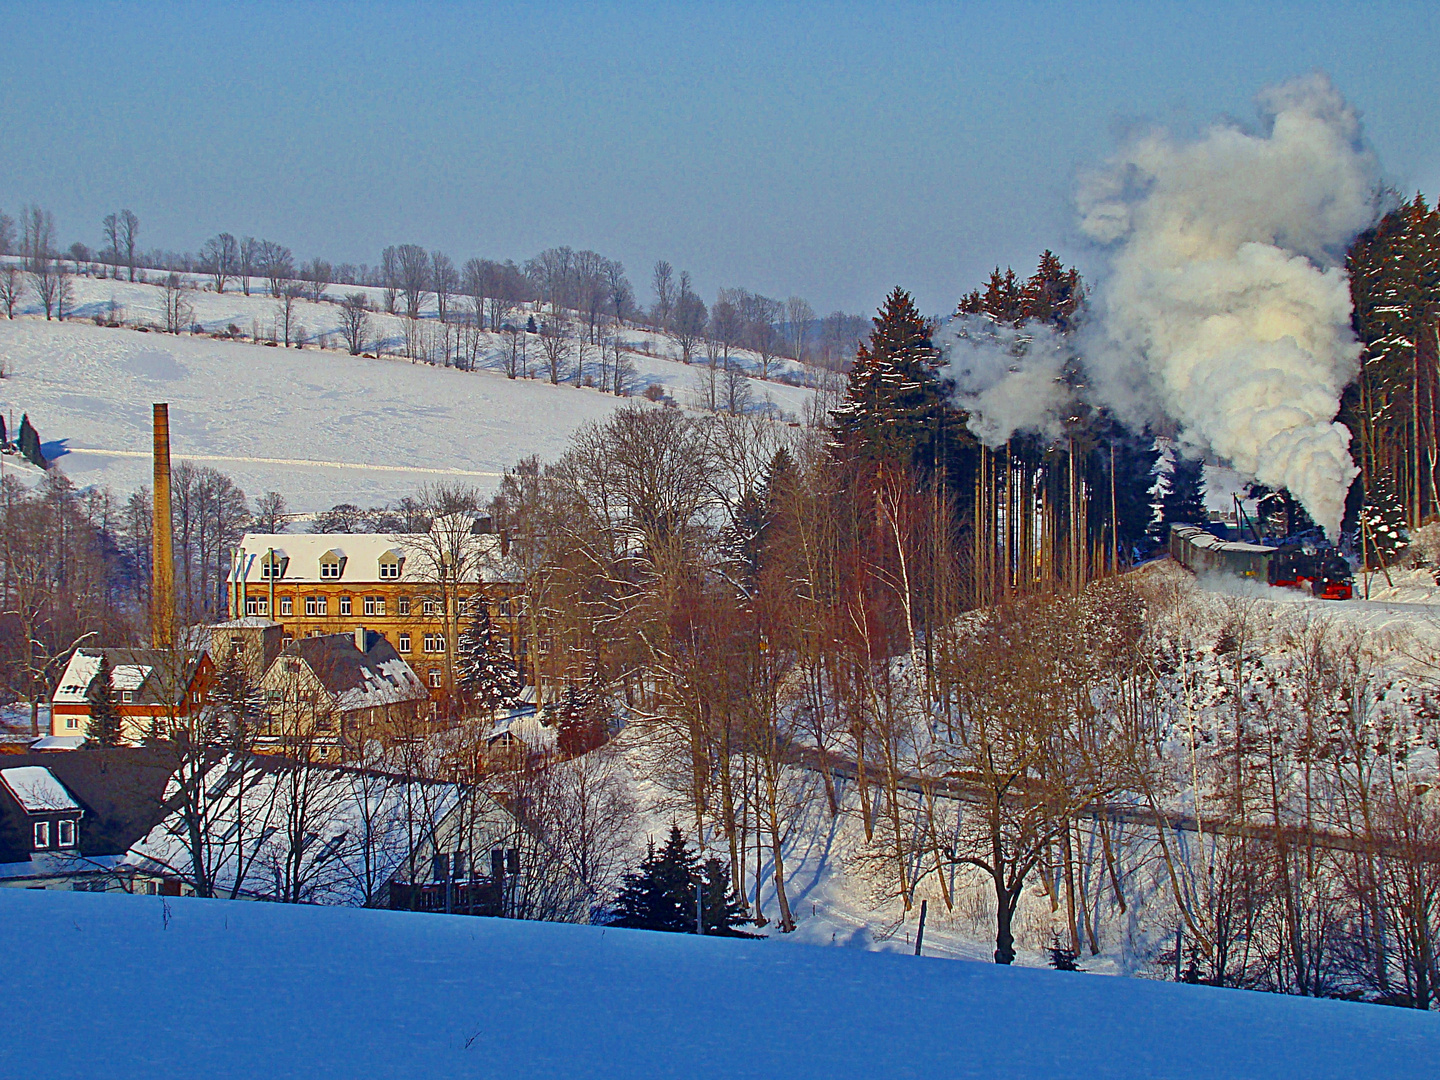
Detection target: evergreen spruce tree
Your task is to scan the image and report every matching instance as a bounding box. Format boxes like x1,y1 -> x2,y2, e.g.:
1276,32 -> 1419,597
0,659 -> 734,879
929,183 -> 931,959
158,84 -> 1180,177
832,287 -> 956,473
0,414 -> 7,449
1156,451 -> 1207,537
610,826 -> 752,935
85,655 -> 124,748
18,413 -> 45,468
611,824 -> 700,933
1359,470 -> 1410,568
553,676 -> 610,757
455,599 -> 521,714
699,856 -> 754,937
1047,934 -> 1082,971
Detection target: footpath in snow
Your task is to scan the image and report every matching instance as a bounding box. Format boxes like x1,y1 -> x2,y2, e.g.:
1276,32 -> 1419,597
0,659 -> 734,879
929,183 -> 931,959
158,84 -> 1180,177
1,888 -> 1434,1079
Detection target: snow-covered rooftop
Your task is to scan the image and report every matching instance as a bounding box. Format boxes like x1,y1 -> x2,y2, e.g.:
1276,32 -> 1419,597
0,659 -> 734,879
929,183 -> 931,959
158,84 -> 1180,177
234,531 -> 500,585
0,766 -> 80,812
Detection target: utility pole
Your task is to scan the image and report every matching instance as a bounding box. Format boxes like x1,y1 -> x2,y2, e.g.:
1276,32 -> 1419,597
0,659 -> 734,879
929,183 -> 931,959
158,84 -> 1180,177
914,899 -> 927,956
696,877 -> 704,936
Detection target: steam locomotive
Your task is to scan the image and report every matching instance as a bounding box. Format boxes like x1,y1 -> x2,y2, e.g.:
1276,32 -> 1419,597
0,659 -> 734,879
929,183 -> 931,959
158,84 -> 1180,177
1168,524 -> 1354,600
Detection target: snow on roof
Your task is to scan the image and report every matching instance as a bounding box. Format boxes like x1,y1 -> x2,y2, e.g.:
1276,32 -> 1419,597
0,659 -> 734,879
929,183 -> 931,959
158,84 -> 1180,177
1171,525 -> 1273,555
487,714 -> 557,752
0,766 -> 80,812
29,736 -> 87,751
53,651 -> 102,705
111,665 -> 152,691
234,531 -> 500,585
53,649 -> 202,706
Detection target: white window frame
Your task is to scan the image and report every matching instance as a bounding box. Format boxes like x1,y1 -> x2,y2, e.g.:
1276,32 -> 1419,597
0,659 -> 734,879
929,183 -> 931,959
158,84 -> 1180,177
57,819 -> 76,848
378,560 -> 401,580
397,633 -> 411,653
245,596 -> 270,617
428,669 -> 443,688
338,597 -> 352,616
120,690 -> 134,704
320,561 -> 342,580
33,821 -> 50,849
422,597 -> 438,616
279,596 -> 293,616
423,634 -> 444,654
363,596 -> 386,617
397,597 -> 411,615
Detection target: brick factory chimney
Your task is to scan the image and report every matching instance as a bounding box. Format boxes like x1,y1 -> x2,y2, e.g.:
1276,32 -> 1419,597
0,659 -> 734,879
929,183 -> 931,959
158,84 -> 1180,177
152,403 -> 175,649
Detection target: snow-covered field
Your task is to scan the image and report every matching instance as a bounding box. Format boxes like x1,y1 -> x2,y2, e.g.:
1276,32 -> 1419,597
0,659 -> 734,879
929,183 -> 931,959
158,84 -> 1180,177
1,887 -> 1432,1079
0,272 -> 816,511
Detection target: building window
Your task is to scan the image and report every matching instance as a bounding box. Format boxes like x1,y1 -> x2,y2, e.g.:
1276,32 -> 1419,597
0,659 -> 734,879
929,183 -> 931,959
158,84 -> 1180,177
120,690 -> 134,704
279,596 -> 293,616
305,596 -> 328,616
499,599 -> 511,617
282,636 -> 293,648
363,596 -> 386,616
379,559 -> 401,580
319,553 -> 346,580
397,597 -> 411,616
33,821 -> 50,849
339,597 -> 352,616
57,819 -> 76,848
245,596 -> 270,617
66,716 -> 79,729
397,633 -> 411,653
260,556 -> 287,580
428,669 -> 443,688
422,597 -> 438,616
423,633 -> 444,653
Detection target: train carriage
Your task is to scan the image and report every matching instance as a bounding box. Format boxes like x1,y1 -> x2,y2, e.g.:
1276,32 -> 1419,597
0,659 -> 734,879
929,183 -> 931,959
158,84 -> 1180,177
1168,524 -> 1353,600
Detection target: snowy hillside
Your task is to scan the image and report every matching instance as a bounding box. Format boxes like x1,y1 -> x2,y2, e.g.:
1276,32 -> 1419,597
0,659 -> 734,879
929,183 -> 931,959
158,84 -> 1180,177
0,271 -> 816,511
2,888 -> 1433,1080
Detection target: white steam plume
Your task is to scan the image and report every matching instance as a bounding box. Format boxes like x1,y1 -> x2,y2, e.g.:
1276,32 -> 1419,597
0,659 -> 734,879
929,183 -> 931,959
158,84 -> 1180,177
935,316 -> 1073,448
935,75 -> 1380,537
1076,73 -> 1379,537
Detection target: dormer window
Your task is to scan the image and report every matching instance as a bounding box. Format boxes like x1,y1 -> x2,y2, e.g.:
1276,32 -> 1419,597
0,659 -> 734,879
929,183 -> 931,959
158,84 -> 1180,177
260,552 -> 289,580
319,550 -> 346,580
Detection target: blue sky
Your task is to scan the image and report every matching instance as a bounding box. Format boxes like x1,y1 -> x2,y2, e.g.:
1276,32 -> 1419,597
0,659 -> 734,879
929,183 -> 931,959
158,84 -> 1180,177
0,2 -> 1435,315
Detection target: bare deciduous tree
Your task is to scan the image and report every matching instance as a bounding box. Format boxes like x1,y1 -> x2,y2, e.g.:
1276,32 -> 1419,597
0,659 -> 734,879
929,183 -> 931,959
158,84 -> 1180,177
651,259 -> 674,330
431,252 -> 457,323
539,317 -> 571,384
276,280 -> 304,346
23,206 -> 58,319
0,265 -> 21,318
302,258 -> 332,303
252,490 -> 289,532
161,273 -> 193,333
238,236 -> 259,295
201,233 -> 239,293
672,272 -> 707,365
396,244 -> 430,319
338,291 -> 371,355
119,209 -> 139,282
785,295 -> 814,365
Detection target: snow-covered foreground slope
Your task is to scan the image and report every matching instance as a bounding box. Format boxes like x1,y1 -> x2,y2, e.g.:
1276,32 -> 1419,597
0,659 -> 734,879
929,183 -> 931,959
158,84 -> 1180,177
2,888 -> 1432,1079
